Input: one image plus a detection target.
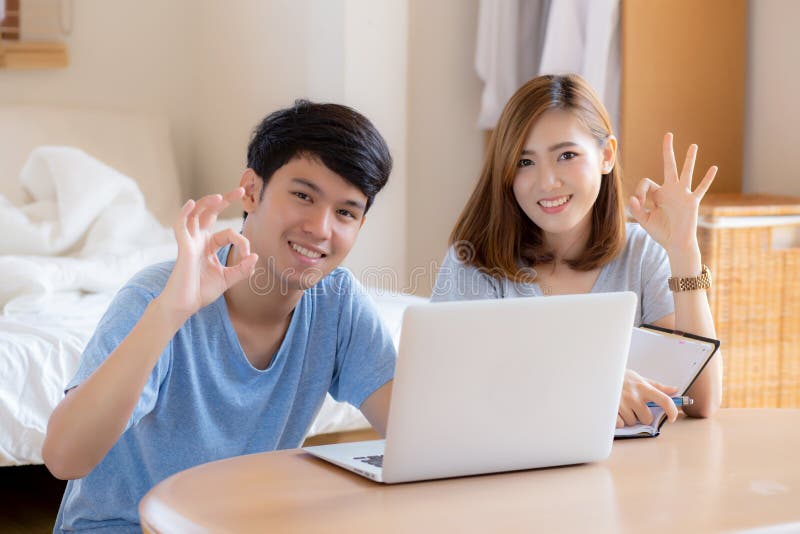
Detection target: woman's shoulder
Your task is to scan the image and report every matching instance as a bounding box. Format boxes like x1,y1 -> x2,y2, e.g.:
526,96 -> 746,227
593,222 -> 671,298
431,244 -> 502,301
440,244 -> 488,273
621,222 -> 668,260
624,221 -> 650,243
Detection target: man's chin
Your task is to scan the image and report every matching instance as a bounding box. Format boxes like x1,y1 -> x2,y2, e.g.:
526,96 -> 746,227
246,259 -> 333,296
282,270 -> 327,292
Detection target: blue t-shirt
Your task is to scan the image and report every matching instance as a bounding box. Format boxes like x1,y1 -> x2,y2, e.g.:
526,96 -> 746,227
54,245 -> 396,533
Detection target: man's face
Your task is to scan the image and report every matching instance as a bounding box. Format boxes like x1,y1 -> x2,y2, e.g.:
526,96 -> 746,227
241,156 -> 367,293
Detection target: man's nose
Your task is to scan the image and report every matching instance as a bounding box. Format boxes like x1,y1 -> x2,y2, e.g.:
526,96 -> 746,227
302,207 -> 333,240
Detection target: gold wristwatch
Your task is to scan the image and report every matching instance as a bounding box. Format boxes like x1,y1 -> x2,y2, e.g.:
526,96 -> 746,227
668,264 -> 712,292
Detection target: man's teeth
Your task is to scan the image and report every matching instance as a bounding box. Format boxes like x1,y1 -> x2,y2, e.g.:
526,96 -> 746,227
539,196 -> 570,208
291,243 -> 323,259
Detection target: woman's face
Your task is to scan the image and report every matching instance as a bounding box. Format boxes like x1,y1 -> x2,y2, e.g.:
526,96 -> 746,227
512,109 -> 616,247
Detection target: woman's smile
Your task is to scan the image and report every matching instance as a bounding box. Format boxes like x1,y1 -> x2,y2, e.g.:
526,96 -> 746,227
538,194 -> 573,213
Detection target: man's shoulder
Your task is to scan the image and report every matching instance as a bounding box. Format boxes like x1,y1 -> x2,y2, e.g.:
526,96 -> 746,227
313,266 -> 359,294
308,267 -> 379,311
122,260 -> 175,299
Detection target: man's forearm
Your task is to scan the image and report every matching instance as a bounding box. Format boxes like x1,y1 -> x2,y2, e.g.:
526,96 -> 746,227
43,298 -> 186,479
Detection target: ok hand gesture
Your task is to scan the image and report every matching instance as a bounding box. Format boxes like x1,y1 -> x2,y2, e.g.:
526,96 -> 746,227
159,188 -> 259,322
628,133 -> 717,256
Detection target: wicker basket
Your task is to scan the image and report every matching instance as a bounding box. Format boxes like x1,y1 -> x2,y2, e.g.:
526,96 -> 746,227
698,194 -> 800,408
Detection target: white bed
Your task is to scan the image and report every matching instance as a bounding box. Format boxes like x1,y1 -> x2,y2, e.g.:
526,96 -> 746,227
0,106 -> 424,467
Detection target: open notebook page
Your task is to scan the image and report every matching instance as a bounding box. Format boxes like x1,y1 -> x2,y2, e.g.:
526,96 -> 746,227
614,326 -> 718,438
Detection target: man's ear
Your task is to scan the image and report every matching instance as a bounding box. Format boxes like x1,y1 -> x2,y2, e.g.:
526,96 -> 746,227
240,169 -> 262,213
601,135 -> 618,174
359,215 -> 367,230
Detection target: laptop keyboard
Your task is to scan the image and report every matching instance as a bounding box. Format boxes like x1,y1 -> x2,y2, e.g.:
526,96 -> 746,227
353,455 -> 383,468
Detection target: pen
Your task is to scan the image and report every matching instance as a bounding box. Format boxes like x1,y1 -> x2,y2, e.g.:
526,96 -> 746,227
646,396 -> 694,408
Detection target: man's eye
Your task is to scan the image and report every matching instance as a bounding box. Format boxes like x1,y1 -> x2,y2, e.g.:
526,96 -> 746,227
293,192 -> 311,201
560,151 -> 578,160
517,158 -> 534,168
337,209 -> 356,219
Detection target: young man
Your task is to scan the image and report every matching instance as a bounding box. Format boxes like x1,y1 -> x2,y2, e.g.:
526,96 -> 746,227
43,100 -> 396,533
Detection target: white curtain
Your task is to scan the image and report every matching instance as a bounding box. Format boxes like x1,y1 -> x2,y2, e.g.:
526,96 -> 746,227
475,0 -> 621,132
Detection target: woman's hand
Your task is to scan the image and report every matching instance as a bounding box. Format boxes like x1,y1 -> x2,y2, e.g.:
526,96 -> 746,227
628,133 -> 717,256
157,188 -> 259,325
617,369 -> 680,428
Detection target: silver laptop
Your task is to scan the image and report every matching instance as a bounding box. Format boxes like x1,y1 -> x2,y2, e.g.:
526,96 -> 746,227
304,291 -> 636,484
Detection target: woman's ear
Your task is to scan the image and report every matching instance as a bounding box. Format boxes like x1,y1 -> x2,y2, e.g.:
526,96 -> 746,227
240,169 -> 261,212
601,135 -> 618,174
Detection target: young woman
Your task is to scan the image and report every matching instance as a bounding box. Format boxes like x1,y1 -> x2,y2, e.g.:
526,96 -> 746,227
432,74 -> 721,428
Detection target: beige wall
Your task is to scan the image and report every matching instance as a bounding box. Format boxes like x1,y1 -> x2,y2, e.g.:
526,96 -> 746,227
406,0 -> 484,296
742,0 -> 800,196
189,1 -> 311,202
2,0 -> 796,294
186,0 -> 410,285
0,0 -> 196,197
339,0 -> 408,286
1,0 -> 409,286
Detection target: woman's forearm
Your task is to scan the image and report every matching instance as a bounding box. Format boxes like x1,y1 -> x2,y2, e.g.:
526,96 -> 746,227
667,243 -> 723,417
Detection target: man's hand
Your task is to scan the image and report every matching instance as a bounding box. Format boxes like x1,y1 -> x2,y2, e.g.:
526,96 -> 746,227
617,369 -> 679,428
44,187 -> 259,480
158,188 -> 258,323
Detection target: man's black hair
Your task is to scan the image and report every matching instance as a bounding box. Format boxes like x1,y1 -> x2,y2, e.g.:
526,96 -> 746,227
244,99 -> 392,219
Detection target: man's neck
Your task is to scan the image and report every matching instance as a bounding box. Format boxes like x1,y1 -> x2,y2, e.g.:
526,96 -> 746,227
223,274 -> 301,371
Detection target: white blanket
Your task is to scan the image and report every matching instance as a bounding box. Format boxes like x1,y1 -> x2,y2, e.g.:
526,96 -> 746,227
0,147 -> 176,466
0,147 -> 176,307
0,292 -> 114,466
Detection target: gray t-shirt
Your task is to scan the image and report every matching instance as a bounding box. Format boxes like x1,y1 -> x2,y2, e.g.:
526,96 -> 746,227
431,223 -> 674,326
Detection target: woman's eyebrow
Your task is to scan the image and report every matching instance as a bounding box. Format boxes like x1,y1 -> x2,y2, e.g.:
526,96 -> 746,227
520,141 -> 578,155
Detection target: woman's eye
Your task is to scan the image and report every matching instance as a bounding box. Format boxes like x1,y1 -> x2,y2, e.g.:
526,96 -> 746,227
517,158 -> 534,168
559,151 -> 578,161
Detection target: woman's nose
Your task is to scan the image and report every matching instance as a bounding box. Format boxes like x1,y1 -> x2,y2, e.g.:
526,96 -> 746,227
539,168 -> 563,192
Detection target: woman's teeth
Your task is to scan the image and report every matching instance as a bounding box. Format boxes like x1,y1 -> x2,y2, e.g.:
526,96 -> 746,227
539,195 -> 570,208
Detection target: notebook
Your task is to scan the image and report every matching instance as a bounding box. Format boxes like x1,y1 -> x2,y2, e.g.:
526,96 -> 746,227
614,324 -> 720,438
304,292 -> 637,483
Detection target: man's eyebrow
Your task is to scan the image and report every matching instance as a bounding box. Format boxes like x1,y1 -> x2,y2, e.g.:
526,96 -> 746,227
291,177 -> 321,193
292,177 -> 365,212
520,141 -> 579,155
343,198 -> 366,212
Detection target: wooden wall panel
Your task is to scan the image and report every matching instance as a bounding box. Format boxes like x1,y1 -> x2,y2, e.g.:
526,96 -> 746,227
620,0 -> 747,196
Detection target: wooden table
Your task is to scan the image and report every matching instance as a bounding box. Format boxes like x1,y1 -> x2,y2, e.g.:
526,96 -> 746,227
140,409 -> 800,533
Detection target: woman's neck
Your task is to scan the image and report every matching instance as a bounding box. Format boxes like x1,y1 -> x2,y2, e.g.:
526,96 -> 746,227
543,222 -> 591,265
